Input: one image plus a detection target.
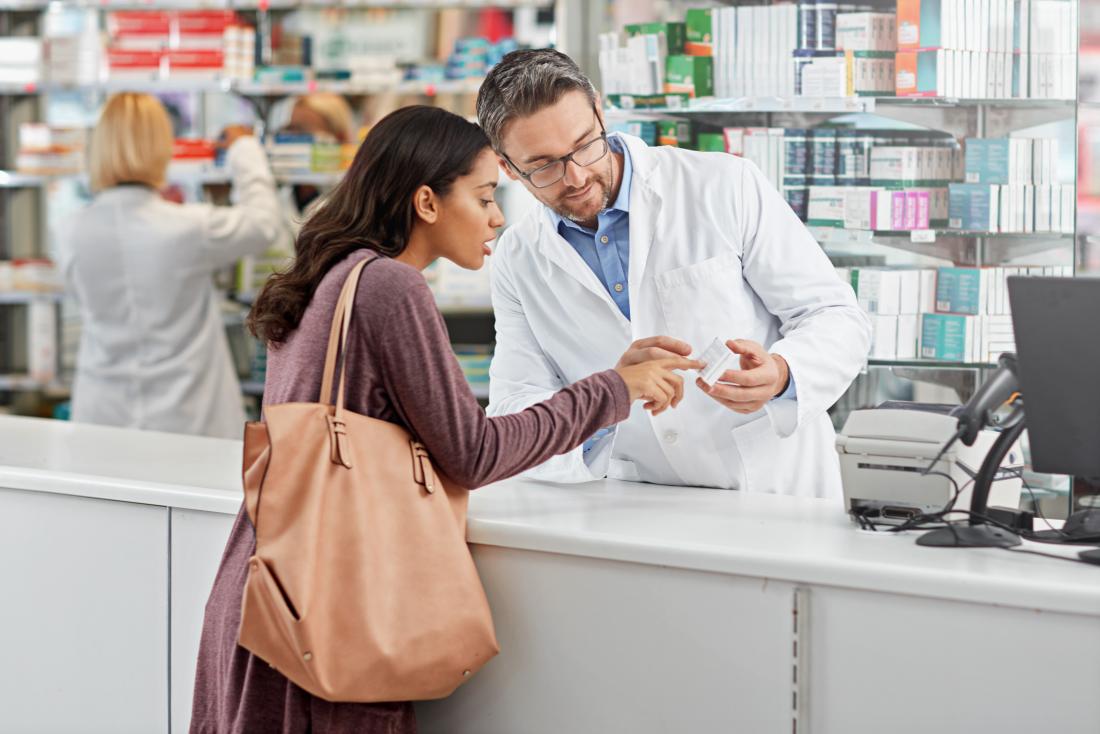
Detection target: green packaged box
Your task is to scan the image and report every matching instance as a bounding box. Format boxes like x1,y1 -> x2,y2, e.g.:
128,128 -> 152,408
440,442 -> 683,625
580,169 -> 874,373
625,21 -> 686,54
606,92 -> 691,110
665,55 -> 713,97
657,120 -> 692,147
696,132 -> 726,152
685,9 -> 713,56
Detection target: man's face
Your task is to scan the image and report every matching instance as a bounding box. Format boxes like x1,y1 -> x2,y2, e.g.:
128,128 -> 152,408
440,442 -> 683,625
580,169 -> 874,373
498,90 -> 613,225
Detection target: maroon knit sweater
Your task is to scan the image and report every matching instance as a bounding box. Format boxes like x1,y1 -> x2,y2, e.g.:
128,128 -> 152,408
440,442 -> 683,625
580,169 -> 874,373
189,250 -> 629,734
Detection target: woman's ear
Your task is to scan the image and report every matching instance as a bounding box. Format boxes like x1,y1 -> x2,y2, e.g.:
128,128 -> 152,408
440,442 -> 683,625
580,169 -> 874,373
412,184 -> 439,224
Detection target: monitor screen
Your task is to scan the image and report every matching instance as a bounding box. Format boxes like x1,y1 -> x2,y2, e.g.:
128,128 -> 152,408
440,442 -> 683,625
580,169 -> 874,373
1008,277 -> 1100,478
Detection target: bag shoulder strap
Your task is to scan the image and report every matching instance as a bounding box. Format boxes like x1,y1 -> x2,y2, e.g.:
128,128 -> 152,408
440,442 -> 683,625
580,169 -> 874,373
319,254 -> 377,407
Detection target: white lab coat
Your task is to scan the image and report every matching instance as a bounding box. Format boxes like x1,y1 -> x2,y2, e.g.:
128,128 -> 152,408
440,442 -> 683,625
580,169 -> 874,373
487,133 -> 871,498
58,136 -> 281,440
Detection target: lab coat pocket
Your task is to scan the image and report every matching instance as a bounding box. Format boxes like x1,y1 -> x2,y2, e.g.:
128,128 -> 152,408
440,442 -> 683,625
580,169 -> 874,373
655,253 -> 747,344
730,415 -> 777,493
607,458 -> 641,482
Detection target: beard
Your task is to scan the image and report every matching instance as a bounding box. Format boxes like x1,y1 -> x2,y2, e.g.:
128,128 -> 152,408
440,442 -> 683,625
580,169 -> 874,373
548,158 -> 614,225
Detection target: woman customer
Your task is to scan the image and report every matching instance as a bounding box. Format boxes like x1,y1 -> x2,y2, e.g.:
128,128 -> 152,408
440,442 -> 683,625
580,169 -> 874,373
59,92 -> 281,439
189,105 -> 697,733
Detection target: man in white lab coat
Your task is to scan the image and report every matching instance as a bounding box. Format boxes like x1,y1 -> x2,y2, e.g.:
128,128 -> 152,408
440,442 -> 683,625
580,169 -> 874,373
476,50 -> 871,497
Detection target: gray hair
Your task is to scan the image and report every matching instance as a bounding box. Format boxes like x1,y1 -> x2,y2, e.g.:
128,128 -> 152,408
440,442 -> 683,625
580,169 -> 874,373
476,49 -> 598,153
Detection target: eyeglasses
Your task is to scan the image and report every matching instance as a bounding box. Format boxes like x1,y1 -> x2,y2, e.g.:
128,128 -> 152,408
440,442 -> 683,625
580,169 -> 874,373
504,131 -> 610,189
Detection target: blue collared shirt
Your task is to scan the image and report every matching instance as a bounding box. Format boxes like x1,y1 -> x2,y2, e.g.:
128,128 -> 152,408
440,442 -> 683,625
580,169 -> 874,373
549,134 -> 633,320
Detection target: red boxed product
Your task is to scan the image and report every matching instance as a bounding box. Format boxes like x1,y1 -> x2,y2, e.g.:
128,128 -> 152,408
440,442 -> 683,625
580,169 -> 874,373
165,49 -> 224,77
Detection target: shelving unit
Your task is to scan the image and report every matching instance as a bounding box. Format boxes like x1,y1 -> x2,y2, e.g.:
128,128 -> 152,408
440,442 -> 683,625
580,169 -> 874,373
0,0 -> 554,414
591,0 -> 1081,520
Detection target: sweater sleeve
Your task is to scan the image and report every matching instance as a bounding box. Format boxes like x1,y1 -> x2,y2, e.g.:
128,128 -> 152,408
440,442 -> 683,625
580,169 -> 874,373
371,269 -> 630,489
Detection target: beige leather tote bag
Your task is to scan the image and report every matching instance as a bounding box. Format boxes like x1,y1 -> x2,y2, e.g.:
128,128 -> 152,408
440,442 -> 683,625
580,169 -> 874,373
238,255 -> 499,702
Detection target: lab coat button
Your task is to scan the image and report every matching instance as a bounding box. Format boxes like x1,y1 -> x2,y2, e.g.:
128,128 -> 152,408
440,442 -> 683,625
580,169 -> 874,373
663,430 -> 679,445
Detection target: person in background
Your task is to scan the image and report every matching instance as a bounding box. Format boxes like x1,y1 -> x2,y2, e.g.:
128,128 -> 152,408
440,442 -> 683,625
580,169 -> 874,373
282,92 -> 356,226
58,92 -> 281,439
189,105 -> 697,734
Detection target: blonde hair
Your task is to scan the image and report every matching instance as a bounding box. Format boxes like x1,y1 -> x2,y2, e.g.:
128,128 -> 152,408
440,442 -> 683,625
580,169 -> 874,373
293,93 -> 355,144
88,93 -> 174,193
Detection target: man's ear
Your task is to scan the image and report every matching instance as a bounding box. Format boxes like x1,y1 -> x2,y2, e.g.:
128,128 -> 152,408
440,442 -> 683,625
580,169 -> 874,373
594,93 -> 605,129
412,184 -> 439,224
498,155 -> 519,182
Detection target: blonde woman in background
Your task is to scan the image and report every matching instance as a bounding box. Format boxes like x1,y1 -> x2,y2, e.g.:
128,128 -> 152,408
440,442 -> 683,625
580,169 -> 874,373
58,92 -> 281,439
280,92 -> 356,229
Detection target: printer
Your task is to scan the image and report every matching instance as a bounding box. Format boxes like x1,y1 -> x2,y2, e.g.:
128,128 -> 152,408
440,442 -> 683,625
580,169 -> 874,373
837,404 -> 1023,525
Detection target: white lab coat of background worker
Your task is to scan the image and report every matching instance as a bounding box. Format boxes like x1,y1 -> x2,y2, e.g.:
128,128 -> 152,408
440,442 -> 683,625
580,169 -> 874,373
59,93 -> 280,439
488,130 -> 871,499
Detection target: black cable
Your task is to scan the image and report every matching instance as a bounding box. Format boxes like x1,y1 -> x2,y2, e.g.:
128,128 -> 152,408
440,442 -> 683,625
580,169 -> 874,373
1008,468 -> 1063,535
920,427 -> 963,477
1001,545 -> 1100,566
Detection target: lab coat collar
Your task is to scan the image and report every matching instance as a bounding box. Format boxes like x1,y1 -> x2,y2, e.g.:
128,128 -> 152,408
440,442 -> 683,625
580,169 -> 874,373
95,184 -> 160,203
534,133 -> 661,329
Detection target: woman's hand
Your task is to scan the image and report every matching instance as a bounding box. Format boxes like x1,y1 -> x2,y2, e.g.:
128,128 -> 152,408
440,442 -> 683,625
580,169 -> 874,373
614,357 -> 703,415
220,124 -> 255,148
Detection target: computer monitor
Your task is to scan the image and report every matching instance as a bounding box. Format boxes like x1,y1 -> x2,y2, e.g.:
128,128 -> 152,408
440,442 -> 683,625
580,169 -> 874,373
1008,276 -> 1100,479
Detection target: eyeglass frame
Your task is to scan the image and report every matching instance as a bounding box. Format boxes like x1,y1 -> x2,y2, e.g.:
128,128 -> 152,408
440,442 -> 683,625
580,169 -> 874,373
500,114 -> 611,189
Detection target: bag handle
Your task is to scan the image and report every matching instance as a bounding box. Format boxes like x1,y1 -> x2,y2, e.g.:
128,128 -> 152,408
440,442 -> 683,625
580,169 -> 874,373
319,256 -> 376,468
319,255 -> 376,407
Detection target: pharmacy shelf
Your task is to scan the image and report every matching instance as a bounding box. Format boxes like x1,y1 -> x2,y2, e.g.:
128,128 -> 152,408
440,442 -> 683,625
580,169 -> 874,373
876,96 -> 1076,109
606,96 -> 876,115
0,375 -> 70,393
0,0 -> 550,8
0,291 -> 64,305
0,167 -> 345,188
810,226 -> 1075,246
867,358 -> 998,370
0,82 -> 41,96
170,169 -> 345,186
815,226 -> 1075,264
0,77 -> 483,97
605,95 -> 1076,116
240,379 -> 265,396
0,171 -> 56,188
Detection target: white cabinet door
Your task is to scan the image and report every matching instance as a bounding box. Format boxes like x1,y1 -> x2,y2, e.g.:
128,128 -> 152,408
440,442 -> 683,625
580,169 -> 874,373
0,487 -> 169,734
416,544 -> 795,734
170,508 -> 235,734
807,585 -> 1100,734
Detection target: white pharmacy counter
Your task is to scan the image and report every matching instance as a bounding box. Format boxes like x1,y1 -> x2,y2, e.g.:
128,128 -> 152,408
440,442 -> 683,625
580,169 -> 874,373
0,415 -> 1098,734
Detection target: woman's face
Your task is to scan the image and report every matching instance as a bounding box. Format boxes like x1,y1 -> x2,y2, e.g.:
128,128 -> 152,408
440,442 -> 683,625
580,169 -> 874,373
433,149 -> 506,270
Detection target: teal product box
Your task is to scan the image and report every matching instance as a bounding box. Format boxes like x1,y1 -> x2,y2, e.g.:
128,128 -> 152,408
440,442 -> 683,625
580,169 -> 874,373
611,120 -> 658,146
948,183 -> 998,231
964,139 -> 1009,184
921,313 -> 968,361
935,267 -> 982,314
625,22 -> 686,54
914,49 -> 944,96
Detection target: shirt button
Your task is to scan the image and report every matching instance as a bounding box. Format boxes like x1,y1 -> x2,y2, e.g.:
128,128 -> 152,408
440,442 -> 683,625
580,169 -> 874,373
664,430 -> 679,445
614,283 -> 624,293
600,235 -> 609,244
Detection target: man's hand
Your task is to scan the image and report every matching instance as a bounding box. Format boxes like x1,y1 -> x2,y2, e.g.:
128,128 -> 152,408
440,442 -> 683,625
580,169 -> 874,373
616,336 -> 694,369
696,339 -> 790,415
